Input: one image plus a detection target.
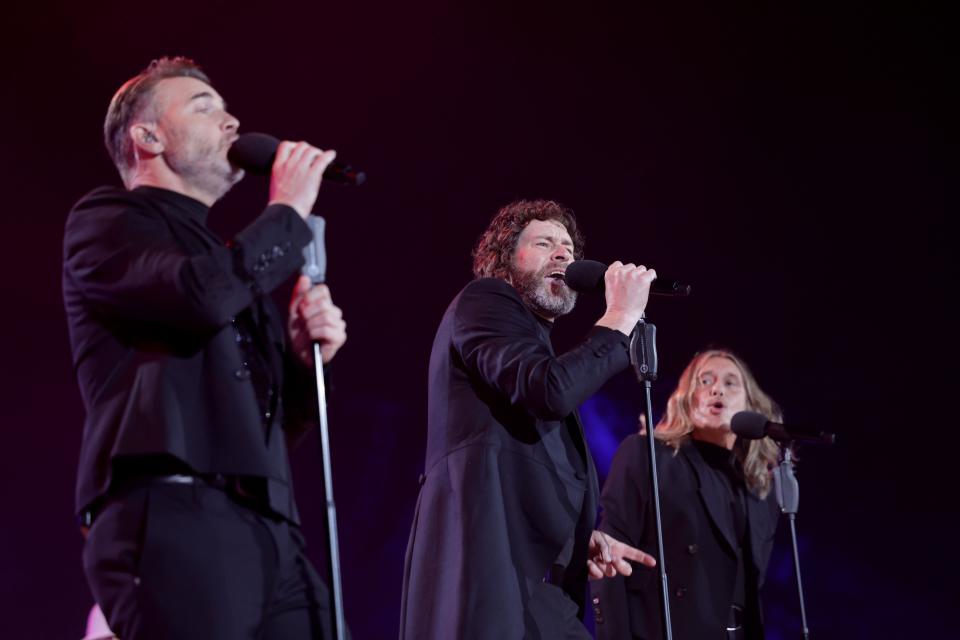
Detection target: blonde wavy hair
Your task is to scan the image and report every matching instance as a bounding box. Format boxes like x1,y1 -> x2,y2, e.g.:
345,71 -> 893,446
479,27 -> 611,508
653,349 -> 782,497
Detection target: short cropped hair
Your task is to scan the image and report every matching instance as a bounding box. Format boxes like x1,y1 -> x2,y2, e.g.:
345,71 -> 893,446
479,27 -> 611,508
103,56 -> 210,183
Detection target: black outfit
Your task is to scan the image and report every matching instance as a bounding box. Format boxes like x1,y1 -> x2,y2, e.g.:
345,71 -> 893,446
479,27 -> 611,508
593,436 -> 779,640
400,277 -> 633,639
63,186 -> 335,639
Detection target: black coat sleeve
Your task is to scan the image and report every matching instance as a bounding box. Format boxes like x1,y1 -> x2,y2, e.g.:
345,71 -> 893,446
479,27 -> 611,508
452,278 -> 631,420
63,188 -> 313,333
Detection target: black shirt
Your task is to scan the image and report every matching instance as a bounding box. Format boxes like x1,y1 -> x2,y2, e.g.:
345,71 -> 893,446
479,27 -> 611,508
692,438 -> 749,609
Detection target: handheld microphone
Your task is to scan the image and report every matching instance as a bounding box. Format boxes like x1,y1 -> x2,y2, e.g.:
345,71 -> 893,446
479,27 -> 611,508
228,132 -> 366,186
731,411 -> 836,445
562,259 -> 691,296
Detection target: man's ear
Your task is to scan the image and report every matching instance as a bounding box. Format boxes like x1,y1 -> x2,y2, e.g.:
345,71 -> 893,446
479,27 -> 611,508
130,123 -> 163,155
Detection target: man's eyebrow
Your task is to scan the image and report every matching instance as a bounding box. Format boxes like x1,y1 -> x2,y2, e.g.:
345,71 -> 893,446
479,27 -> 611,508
188,91 -> 225,109
534,234 -> 574,245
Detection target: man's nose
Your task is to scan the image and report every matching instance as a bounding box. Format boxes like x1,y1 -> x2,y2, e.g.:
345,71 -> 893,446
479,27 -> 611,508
223,112 -> 240,132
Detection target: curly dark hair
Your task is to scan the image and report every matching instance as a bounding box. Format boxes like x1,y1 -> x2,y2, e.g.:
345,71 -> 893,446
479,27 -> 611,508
472,199 -> 585,279
104,56 -> 211,184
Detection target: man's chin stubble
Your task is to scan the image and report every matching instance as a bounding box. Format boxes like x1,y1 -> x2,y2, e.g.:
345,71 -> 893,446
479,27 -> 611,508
526,284 -> 576,318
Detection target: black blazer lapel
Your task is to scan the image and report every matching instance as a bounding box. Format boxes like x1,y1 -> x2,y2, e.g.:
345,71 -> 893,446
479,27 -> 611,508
255,296 -> 286,383
682,443 -> 738,557
745,490 -> 776,578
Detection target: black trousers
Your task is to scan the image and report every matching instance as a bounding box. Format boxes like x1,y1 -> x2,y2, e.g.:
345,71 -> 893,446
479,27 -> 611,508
83,480 -> 339,640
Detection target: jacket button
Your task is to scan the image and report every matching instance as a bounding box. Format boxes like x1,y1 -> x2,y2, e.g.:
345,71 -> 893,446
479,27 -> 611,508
592,598 -> 603,624
687,544 -> 698,554
675,587 -> 687,598
234,367 -> 251,380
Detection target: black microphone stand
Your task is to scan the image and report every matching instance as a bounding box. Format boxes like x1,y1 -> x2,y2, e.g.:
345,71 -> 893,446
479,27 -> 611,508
773,445 -> 811,639
629,320 -> 673,640
302,216 -> 346,640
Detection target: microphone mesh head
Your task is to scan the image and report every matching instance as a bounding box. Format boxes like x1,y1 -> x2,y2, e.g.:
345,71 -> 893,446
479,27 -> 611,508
227,132 -> 280,175
730,411 -> 767,440
563,260 -> 607,293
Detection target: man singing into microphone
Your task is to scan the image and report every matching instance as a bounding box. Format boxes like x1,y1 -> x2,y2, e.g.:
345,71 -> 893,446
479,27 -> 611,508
594,349 -> 783,640
62,57 -> 347,639
401,200 -> 658,638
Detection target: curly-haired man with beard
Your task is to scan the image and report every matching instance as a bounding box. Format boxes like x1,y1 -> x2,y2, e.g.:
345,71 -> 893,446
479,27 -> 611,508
401,199 -> 659,638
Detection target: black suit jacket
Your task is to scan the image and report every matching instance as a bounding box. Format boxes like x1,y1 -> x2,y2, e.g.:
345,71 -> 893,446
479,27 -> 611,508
594,436 -> 779,640
62,186 -> 316,521
400,278 -> 633,639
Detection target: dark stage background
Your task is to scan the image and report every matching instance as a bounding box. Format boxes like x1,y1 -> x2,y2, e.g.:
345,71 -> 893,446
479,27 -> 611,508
1,1 -> 952,637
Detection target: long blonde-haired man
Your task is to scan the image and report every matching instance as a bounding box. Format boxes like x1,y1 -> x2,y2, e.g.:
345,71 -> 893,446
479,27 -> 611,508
594,349 -> 783,640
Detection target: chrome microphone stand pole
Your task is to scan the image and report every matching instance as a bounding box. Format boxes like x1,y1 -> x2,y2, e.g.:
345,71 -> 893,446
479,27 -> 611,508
630,320 -> 673,640
774,445 -> 811,640
303,216 -> 346,640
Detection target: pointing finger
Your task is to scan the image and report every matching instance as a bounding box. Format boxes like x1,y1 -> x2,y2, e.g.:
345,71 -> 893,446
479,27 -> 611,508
618,543 -> 657,567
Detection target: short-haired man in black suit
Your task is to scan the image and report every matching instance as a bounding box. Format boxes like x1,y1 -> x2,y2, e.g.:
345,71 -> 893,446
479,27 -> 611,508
63,57 -> 347,639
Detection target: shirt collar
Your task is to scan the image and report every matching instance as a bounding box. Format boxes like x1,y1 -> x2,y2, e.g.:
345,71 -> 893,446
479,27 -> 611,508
133,186 -> 211,225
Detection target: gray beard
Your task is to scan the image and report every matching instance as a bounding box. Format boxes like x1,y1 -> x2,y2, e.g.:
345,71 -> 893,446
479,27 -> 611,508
508,265 -> 578,319
166,138 -> 243,202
